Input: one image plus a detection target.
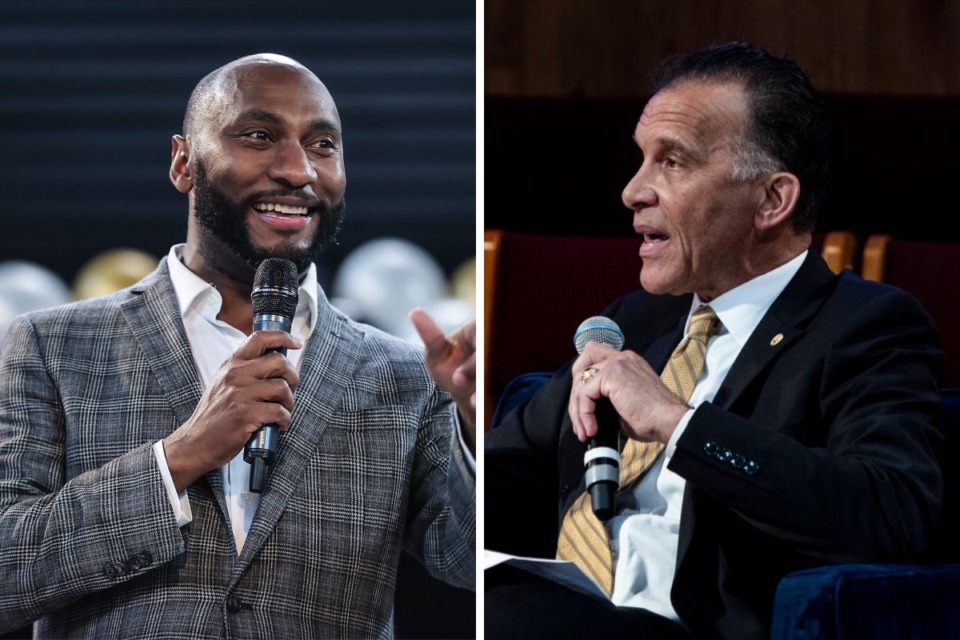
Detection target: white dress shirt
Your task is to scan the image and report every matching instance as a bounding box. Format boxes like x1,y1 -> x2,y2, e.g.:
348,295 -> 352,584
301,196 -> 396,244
608,251 -> 807,620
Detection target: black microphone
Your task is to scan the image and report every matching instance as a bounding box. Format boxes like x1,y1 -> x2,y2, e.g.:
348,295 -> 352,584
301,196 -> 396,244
245,258 -> 299,493
574,316 -> 625,521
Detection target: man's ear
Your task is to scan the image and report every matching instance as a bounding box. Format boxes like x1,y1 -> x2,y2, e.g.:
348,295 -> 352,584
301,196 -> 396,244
169,135 -> 193,194
755,172 -> 800,231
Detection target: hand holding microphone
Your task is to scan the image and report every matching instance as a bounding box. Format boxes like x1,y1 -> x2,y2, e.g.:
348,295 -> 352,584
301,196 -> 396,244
572,316 -> 625,521
570,315 -> 696,503
161,259 -> 301,495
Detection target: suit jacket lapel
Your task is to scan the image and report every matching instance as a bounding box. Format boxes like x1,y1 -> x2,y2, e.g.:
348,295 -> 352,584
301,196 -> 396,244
119,259 -> 228,507
234,286 -> 364,573
711,250 -> 836,411
120,259 -> 203,428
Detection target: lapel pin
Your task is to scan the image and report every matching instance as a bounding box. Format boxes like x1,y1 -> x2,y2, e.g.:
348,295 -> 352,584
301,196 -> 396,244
770,333 -> 784,346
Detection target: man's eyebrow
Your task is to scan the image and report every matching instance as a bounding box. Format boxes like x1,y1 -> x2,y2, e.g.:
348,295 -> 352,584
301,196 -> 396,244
305,118 -> 341,135
659,137 -> 694,155
236,109 -> 283,125
632,133 -> 695,156
234,110 -> 341,134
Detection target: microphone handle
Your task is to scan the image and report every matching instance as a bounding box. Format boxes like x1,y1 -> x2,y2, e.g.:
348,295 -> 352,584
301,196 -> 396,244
586,397 -> 620,521
245,313 -> 293,493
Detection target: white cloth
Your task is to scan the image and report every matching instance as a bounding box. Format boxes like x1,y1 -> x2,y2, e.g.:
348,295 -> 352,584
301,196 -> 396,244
608,251 -> 807,619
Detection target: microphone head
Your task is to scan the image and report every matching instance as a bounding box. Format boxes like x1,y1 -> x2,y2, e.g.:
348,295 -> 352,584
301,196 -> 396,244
252,258 -> 299,318
574,316 -> 624,354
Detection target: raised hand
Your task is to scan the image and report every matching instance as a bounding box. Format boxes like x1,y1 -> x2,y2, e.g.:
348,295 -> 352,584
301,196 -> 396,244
410,308 -> 476,452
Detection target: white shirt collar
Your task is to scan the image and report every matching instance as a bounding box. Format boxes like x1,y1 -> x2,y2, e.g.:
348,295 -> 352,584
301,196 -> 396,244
166,244 -> 319,334
690,250 -> 807,349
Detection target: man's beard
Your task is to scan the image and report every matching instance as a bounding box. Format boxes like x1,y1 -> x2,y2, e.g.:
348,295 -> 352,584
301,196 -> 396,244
192,161 -> 345,273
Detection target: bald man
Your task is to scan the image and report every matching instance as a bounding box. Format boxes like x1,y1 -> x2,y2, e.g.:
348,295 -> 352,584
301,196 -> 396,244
0,54 -> 476,638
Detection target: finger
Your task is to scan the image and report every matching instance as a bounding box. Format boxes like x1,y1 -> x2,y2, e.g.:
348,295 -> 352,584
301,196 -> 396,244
258,377 -> 296,411
570,366 -> 605,442
568,381 -> 585,441
238,352 -> 300,391
256,403 -> 293,431
456,318 -> 477,352
236,330 -> 303,360
576,383 -> 600,441
452,352 -> 476,386
409,308 -> 448,362
571,341 -> 616,380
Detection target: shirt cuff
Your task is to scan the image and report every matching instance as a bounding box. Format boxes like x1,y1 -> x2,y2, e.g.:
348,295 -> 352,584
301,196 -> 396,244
453,407 -> 476,474
665,408 -> 695,458
152,440 -> 193,528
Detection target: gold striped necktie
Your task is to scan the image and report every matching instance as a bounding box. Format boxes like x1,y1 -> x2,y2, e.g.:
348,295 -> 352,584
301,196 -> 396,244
556,305 -> 720,595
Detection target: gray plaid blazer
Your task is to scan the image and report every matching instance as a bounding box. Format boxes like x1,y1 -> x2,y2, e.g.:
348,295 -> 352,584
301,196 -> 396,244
0,258 -> 475,639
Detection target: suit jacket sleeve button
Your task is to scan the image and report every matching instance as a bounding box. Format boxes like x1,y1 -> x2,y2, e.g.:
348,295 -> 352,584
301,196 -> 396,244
102,563 -> 120,579
730,454 -> 746,468
703,442 -> 718,455
716,448 -> 732,462
126,551 -> 152,572
744,460 -> 760,475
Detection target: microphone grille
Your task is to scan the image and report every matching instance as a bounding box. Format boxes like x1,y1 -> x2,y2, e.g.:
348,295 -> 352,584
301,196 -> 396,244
252,258 -> 300,317
574,316 -> 624,354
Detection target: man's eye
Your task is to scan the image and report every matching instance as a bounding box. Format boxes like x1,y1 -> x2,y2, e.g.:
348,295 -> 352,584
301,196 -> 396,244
245,131 -> 271,142
308,139 -> 335,150
663,157 -> 680,169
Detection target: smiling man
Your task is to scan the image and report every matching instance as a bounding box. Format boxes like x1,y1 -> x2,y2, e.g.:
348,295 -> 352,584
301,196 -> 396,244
485,42 -> 942,640
0,54 -> 475,638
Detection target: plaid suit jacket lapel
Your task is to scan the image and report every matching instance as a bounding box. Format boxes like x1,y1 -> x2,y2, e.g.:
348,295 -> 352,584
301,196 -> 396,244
119,259 -> 228,508
120,259 -> 202,427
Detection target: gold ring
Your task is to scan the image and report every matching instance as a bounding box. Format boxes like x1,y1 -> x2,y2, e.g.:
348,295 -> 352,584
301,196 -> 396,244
580,367 -> 600,384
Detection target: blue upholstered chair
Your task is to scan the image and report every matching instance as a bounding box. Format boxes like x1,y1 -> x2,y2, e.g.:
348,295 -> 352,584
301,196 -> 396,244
489,379 -> 960,639
770,386 -> 960,640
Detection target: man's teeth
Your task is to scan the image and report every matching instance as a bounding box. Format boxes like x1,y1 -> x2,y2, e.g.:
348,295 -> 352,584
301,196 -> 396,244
253,203 -> 309,215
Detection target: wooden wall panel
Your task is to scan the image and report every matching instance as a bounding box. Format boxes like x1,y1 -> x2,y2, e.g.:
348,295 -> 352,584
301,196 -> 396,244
485,0 -> 960,98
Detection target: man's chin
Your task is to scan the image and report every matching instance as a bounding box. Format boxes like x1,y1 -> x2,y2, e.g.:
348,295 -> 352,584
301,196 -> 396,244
638,270 -> 679,297
244,242 -> 317,272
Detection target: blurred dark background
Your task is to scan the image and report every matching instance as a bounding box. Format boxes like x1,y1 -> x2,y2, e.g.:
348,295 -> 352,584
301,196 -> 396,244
0,0 -> 476,295
0,1 -> 475,639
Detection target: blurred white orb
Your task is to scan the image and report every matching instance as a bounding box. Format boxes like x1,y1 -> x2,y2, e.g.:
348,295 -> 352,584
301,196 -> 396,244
0,260 -> 73,343
332,238 -> 447,335
395,296 -> 476,346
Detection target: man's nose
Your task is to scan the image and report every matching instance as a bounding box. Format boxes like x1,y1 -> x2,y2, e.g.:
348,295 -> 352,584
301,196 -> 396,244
268,141 -> 318,188
621,167 -> 657,211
